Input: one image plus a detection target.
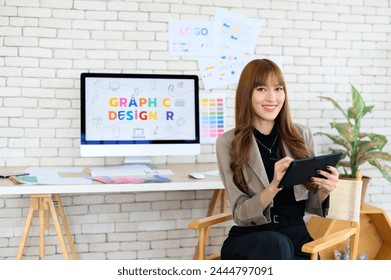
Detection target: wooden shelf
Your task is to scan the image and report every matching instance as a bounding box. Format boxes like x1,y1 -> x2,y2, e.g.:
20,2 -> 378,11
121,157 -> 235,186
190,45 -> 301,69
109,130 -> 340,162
307,203 -> 391,260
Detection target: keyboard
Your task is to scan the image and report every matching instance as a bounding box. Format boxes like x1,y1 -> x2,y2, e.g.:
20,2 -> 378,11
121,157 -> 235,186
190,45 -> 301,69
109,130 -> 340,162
142,169 -> 174,176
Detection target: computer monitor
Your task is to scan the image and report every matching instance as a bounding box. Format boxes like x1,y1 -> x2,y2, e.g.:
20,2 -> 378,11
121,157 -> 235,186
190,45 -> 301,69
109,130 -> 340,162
80,73 -> 200,163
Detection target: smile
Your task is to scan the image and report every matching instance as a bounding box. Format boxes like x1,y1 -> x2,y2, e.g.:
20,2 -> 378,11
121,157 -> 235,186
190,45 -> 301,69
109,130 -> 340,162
262,105 -> 277,110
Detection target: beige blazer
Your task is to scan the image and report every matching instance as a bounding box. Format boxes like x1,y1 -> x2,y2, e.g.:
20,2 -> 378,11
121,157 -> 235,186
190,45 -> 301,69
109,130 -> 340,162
216,123 -> 327,227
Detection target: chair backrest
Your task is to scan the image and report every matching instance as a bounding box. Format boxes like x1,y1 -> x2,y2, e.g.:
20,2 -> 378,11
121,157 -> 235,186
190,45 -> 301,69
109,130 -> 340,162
304,177 -> 363,260
326,178 -> 363,222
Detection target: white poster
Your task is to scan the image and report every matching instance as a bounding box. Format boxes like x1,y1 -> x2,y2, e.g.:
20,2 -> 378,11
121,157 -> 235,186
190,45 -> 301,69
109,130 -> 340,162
169,20 -> 218,56
198,53 -> 250,89
210,8 -> 261,54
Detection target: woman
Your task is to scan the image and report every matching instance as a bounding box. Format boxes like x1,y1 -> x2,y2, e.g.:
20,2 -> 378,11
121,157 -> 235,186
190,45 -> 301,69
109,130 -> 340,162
216,59 -> 339,260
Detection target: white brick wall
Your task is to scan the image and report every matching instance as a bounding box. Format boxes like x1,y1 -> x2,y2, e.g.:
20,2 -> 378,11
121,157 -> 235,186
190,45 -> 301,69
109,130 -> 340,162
0,0 -> 390,259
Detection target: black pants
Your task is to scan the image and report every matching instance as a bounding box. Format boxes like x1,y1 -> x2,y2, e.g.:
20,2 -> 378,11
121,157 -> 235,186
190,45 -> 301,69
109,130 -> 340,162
221,219 -> 313,260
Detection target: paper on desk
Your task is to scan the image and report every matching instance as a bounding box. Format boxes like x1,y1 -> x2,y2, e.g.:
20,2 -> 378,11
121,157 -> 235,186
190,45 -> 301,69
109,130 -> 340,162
37,177 -> 92,185
24,167 -> 84,177
10,175 -> 39,185
21,167 -> 92,185
12,175 -> 92,185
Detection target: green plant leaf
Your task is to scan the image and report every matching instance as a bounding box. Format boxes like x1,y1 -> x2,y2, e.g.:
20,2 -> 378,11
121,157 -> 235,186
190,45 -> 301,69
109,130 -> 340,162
367,133 -> 388,150
350,85 -> 365,121
316,132 -> 351,151
356,135 -> 388,163
367,158 -> 391,183
331,122 -> 358,143
355,141 -> 372,164
366,152 -> 391,161
319,96 -> 348,120
358,132 -> 367,139
363,105 -> 375,116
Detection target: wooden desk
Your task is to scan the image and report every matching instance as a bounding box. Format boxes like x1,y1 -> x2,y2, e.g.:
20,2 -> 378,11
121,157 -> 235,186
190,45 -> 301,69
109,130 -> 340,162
0,163 -> 224,260
0,163 -> 223,195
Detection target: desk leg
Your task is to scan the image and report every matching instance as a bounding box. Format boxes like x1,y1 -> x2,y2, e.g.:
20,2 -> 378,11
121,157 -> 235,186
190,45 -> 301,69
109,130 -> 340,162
46,196 -> 70,260
53,194 -> 78,260
39,196 -> 45,259
16,198 -> 36,260
16,194 -> 77,260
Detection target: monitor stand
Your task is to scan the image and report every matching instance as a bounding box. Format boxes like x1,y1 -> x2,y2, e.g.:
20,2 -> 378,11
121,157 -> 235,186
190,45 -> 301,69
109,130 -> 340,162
124,156 -> 151,165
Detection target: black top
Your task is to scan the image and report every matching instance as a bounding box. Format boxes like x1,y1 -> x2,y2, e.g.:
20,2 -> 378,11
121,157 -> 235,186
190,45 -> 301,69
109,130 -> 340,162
253,127 -> 306,218
253,125 -> 279,182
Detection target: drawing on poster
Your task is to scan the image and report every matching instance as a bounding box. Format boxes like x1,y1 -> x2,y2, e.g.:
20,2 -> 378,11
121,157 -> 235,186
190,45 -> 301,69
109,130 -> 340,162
198,53 -> 250,90
169,20 -> 218,56
209,8 -> 261,54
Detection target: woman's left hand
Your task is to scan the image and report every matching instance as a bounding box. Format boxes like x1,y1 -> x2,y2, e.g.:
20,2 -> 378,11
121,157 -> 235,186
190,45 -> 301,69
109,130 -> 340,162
311,165 -> 339,194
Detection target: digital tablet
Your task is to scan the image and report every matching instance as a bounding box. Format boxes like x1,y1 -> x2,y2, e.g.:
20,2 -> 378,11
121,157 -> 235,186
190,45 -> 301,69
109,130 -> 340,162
278,152 -> 343,188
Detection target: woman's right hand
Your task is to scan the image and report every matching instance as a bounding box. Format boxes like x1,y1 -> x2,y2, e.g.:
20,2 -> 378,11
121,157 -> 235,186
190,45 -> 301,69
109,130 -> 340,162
270,156 -> 293,190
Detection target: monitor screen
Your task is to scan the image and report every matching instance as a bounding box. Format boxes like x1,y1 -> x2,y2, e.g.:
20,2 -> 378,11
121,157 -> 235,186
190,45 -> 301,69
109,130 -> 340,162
80,73 -> 200,163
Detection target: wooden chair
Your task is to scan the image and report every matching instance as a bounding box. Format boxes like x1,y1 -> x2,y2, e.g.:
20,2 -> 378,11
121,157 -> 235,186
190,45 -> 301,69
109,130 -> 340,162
188,176 -> 363,260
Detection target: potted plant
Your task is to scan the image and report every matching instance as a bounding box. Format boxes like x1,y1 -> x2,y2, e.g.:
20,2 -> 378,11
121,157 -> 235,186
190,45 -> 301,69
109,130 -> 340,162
316,85 -> 391,206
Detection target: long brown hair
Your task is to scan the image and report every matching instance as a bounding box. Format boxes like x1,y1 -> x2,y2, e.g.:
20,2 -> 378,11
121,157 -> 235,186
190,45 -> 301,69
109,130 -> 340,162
230,59 -> 312,192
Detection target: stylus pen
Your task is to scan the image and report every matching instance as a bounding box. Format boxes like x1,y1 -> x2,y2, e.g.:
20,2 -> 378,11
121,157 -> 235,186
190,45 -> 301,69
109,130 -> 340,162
0,172 -> 30,179
270,157 -> 279,162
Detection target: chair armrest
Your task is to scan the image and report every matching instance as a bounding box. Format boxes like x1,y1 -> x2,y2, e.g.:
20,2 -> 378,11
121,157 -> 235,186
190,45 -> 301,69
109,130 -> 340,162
188,212 -> 232,260
188,212 -> 233,230
302,227 -> 357,254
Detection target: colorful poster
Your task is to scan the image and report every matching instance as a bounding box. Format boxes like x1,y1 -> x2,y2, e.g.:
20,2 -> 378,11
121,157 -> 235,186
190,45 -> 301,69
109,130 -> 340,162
198,53 -> 250,89
210,8 -> 261,54
169,20 -> 218,56
199,93 -> 226,144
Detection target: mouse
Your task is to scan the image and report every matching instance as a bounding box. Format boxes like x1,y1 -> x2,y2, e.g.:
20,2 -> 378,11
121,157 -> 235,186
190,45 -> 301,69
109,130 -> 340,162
188,172 -> 205,179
